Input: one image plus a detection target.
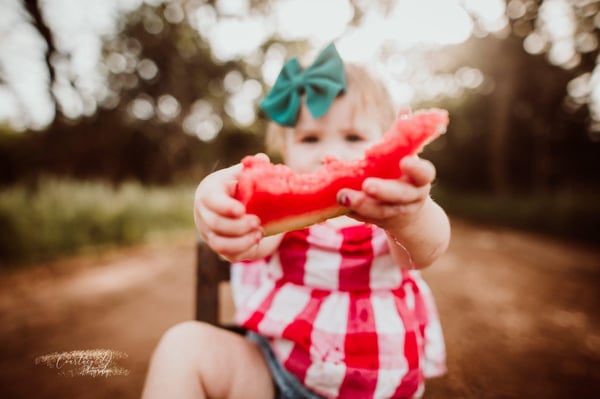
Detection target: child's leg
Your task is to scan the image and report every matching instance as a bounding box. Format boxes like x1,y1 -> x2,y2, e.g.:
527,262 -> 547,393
141,321 -> 275,399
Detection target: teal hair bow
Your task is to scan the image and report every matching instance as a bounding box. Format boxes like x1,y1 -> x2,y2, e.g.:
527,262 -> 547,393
260,43 -> 347,127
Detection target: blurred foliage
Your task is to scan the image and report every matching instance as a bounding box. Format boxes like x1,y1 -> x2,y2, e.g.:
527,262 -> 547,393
0,179 -> 195,266
432,185 -> 600,245
3,0 -> 597,192
410,32 -> 600,195
0,1 -> 275,187
1,0 -> 599,249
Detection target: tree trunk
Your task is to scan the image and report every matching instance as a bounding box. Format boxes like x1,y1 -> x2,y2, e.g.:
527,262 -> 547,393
488,72 -> 513,197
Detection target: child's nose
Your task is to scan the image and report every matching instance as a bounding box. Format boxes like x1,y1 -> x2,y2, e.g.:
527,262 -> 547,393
320,143 -> 344,161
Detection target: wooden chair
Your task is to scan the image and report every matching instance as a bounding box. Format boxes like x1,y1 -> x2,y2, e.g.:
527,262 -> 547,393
195,239 -> 246,334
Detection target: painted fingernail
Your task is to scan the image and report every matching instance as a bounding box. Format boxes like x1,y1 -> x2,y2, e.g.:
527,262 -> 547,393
337,193 -> 351,207
255,230 -> 264,243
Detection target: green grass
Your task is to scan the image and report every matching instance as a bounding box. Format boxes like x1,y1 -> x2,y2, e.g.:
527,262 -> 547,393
3,179 -> 596,266
0,179 -> 196,266
432,186 -> 600,245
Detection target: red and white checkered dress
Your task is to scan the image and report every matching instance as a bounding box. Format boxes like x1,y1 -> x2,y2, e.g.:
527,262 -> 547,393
231,221 -> 446,399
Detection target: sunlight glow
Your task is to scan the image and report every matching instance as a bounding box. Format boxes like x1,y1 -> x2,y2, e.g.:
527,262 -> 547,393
386,0 -> 474,48
0,0 -> 54,130
527,0 -> 600,131
3,0 -> 599,133
532,0 -> 578,67
183,99 -> 223,141
137,59 -> 159,81
589,64 -> 600,128
157,94 -> 181,122
129,96 -> 154,120
524,32 -> 547,55
223,70 -> 262,126
209,16 -> 272,62
164,2 -> 185,24
261,43 -> 288,87
0,0 -> 161,130
274,0 -> 353,45
462,0 -> 508,33
215,0 -> 249,17
0,0 -> 483,131
336,14 -> 387,63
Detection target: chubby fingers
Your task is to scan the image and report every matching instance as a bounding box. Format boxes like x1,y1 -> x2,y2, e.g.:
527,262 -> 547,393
206,228 -> 263,259
362,178 -> 428,204
337,187 -> 424,222
197,196 -> 263,258
198,153 -> 271,218
192,160 -> 269,259
333,157 -> 436,225
194,162 -> 260,235
199,163 -> 245,217
196,191 -> 264,257
201,187 -> 245,218
200,206 -> 261,235
400,156 -> 436,187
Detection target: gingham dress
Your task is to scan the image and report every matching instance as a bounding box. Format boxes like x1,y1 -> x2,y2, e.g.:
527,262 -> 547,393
231,221 -> 446,399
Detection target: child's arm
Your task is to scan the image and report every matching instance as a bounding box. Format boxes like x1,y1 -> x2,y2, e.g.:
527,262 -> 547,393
337,156 -> 450,269
194,160 -> 282,262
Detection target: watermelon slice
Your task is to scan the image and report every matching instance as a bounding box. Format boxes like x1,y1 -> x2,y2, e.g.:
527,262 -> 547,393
235,108 -> 449,236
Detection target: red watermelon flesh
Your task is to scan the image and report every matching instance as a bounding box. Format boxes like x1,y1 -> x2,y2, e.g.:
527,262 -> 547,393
235,108 -> 449,236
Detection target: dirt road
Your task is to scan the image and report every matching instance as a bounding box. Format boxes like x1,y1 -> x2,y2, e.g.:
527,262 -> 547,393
0,219 -> 599,399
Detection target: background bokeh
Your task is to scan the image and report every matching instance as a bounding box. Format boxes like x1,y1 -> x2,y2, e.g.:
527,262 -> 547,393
0,1 -> 599,398
1,0 -> 599,263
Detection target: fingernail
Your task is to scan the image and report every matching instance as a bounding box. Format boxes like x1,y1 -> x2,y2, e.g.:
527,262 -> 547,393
255,230 -> 264,243
337,193 -> 351,207
406,155 -> 419,165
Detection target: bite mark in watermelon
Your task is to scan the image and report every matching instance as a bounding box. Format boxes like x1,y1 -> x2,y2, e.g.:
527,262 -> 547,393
235,108 -> 449,236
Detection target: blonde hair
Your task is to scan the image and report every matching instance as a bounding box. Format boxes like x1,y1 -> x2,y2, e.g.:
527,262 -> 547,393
264,63 -> 396,156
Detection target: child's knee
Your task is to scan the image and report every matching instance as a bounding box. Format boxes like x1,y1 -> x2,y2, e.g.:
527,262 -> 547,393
164,320 -> 202,338
153,321 -> 216,358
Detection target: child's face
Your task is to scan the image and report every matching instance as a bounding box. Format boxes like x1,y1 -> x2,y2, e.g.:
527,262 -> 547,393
282,95 -> 382,173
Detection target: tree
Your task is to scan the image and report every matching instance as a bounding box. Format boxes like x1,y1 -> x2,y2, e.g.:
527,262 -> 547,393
0,0 -> 278,185
1,0 -> 598,194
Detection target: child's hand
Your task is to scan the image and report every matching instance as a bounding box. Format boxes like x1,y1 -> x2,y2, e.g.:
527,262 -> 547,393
338,155 -> 449,268
337,156 -> 436,230
194,163 -> 263,260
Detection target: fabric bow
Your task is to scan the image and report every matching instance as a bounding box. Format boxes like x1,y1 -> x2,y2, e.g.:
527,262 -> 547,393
259,43 -> 347,127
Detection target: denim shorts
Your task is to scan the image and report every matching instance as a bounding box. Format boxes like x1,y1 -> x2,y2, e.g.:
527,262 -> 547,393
247,332 -> 326,399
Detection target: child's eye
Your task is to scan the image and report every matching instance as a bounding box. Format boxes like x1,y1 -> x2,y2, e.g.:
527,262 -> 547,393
300,135 -> 320,144
345,133 -> 364,143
